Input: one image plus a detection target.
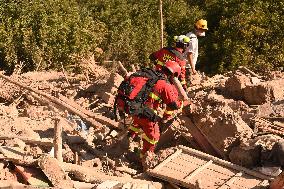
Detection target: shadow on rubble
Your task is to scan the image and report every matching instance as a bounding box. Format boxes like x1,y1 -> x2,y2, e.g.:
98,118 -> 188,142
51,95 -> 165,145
35,128 -> 54,139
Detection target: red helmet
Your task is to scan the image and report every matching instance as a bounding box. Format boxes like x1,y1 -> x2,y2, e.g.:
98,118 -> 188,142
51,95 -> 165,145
164,61 -> 181,77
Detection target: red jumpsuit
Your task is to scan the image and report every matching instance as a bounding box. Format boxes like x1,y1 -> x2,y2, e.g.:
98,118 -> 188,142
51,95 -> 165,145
149,47 -> 187,89
128,77 -> 183,157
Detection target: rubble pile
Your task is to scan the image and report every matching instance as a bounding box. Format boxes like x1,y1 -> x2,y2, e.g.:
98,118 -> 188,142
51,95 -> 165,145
0,64 -> 283,188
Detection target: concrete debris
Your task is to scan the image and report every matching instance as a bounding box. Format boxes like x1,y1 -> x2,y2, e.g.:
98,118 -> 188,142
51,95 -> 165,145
0,66 -> 283,188
269,171 -> 284,189
244,79 -> 284,105
224,72 -> 252,100
38,155 -> 74,188
96,180 -> 121,189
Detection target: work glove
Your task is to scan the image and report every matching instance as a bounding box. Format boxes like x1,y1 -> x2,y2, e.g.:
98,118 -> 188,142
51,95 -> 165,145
182,100 -> 192,114
183,100 -> 191,107
182,84 -> 187,91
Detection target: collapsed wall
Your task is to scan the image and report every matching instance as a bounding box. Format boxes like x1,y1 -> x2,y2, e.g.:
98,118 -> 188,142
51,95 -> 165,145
189,90 -> 254,158
244,79 -> 284,105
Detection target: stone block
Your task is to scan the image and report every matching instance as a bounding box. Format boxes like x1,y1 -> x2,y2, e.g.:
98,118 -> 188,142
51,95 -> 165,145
224,73 -> 251,100
96,180 -> 121,189
244,79 -> 284,105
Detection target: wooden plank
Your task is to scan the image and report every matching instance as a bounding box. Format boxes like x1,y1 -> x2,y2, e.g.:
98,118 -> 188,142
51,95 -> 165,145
218,172 -> 243,189
0,146 -> 37,166
14,165 -> 50,187
179,116 -> 221,158
148,146 -> 272,189
184,160 -> 213,180
38,155 -> 74,188
238,66 -> 261,78
179,146 -> 273,181
0,146 -> 33,161
118,61 -> 128,76
0,135 -> 53,147
58,94 -> 119,129
153,149 -> 183,171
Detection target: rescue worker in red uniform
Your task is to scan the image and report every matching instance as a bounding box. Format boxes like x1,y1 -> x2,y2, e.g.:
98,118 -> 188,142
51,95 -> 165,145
127,61 -> 188,161
149,35 -> 190,90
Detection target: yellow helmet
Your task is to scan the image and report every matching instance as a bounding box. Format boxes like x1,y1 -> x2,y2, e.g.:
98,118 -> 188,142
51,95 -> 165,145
175,35 -> 190,50
174,35 -> 190,43
195,19 -> 208,30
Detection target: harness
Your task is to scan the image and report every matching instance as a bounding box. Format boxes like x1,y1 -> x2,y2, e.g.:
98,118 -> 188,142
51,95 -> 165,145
114,68 -> 166,122
164,47 -> 185,61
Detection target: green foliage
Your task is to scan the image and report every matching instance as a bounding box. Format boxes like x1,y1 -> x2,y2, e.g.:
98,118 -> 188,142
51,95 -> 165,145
0,0 -> 106,73
79,0 -> 161,68
0,0 -> 282,74
201,0 -> 284,74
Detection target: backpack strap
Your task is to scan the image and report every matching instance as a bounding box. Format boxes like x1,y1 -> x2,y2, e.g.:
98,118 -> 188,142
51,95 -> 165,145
114,68 -> 165,122
164,47 -> 185,60
132,68 -> 164,103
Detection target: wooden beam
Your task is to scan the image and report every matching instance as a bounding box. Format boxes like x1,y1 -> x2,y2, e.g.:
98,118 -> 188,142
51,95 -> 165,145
0,146 -> 37,166
238,66 -> 261,78
54,118 -> 63,162
173,77 -> 189,101
118,61 -> 128,76
0,135 -> 53,147
60,162 -> 163,188
180,116 -> 221,158
59,93 -> 118,128
179,146 -> 273,181
184,160 -> 213,180
38,155 -> 74,188
218,172 -> 242,189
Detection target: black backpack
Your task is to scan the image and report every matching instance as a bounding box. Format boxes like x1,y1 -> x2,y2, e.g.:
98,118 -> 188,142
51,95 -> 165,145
114,68 -> 165,122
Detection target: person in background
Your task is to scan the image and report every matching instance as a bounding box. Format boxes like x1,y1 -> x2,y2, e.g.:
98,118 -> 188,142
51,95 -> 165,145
149,35 -> 190,90
184,19 -> 208,83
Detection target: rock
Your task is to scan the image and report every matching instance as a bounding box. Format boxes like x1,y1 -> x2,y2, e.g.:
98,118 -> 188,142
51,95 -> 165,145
224,73 -> 251,100
4,138 -> 26,150
191,91 -> 254,157
96,180 -> 121,189
229,145 -> 261,168
243,79 -> 284,105
109,130 -> 118,138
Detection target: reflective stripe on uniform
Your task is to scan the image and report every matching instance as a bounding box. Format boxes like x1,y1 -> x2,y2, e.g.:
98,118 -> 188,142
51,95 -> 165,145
180,80 -> 186,85
129,125 -> 141,133
152,109 -> 158,114
149,92 -> 162,102
157,60 -> 164,66
180,100 -> 184,110
164,109 -> 174,115
142,134 -> 159,145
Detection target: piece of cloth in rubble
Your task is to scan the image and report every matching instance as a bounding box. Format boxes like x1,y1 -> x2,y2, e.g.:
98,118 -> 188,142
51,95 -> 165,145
66,113 -> 89,136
